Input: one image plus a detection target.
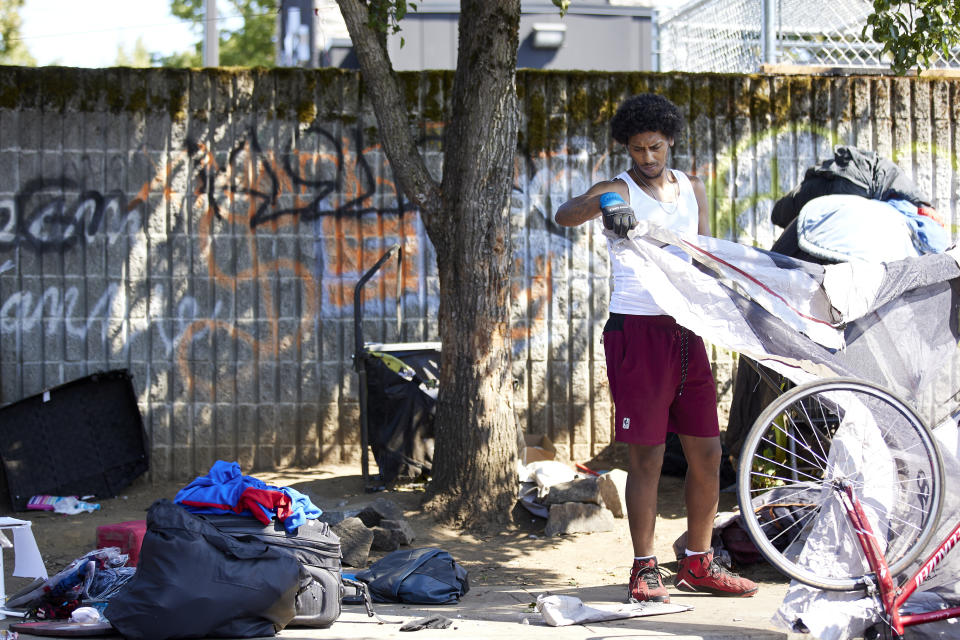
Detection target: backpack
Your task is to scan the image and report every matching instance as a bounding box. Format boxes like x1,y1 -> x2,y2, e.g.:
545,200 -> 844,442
355,547 -> 469,604
756,502 -> 808,552
718,517 -> 764,566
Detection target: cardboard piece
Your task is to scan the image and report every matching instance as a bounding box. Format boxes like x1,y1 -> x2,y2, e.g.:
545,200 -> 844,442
521,434 -> 556,465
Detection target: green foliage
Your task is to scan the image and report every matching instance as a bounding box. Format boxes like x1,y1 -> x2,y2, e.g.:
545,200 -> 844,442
0,0 -> 36,65
552,0 -> 570,17
218,0 -> 278,66
164,0 -> 278,67
158,49 -> 203,68
865,0 -> 960,74
751,447 -> 785,489
115,37 -> 154,68
364,1 -> 416,35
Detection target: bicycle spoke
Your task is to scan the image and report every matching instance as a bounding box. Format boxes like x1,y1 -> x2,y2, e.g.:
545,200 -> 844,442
746,482 -> 825,506
750,445 -> 825,484
778,411 -> 832,470
790,396 -> 836,466
737,378 -> 943,592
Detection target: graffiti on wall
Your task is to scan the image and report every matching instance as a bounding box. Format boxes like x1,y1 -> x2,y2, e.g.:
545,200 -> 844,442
0,121 -> 607,400
1,117 -> 955,403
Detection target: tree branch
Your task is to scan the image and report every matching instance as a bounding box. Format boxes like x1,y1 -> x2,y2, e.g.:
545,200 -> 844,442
336,0 -> 442,216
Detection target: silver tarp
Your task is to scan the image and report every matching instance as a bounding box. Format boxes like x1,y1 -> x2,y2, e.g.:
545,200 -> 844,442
614,224 -> 960,639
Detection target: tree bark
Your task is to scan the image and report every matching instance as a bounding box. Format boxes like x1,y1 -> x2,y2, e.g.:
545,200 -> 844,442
425,0 -> 521,526
336,0 -> 441,214
337,0 -> 521,527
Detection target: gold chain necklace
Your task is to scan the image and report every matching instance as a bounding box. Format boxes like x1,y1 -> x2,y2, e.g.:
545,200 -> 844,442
631,166 -> 680,215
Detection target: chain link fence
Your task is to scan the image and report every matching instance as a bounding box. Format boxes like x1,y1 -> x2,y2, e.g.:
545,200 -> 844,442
658,0 -> 960,73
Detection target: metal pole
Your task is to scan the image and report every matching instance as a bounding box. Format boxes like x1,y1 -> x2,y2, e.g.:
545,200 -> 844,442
203,0 -> 219,67
353,245 -> 401,491
651,8 -> 660,72
762,0 -> 777,66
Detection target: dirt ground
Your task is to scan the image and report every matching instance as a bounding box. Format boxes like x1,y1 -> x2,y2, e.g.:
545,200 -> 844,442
1,459 -> 787,607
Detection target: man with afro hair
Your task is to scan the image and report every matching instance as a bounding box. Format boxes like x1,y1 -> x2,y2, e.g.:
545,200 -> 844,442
555,93 -> 758,603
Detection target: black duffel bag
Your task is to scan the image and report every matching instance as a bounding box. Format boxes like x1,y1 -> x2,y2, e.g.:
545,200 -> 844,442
105,499 -> 302,640
356,547 -> 469,604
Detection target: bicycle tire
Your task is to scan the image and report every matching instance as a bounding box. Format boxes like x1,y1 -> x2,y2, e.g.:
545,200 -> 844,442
737,377 -> 944,591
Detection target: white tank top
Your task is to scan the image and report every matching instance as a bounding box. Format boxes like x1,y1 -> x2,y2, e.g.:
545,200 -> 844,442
599,169 -> 700,315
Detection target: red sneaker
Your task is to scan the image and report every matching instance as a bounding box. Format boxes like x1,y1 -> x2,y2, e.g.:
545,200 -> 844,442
628,557 -> 670,603
675,550 -> 758,597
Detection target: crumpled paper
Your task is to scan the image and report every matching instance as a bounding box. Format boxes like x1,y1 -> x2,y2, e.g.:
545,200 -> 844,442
535,593 -> 691,627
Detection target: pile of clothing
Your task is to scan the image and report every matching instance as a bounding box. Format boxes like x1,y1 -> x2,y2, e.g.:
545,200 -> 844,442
6,461 -> 341,640
173,460 -> 321,533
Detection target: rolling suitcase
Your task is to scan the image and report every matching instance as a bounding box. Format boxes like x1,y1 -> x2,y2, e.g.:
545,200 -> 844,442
202,513 -> 343,628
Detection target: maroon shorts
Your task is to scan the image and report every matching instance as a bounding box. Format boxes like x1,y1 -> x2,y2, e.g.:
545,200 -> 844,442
603,313 -> 720,446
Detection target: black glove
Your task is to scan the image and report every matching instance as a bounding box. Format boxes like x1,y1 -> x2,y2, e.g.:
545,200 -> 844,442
400,615 -> 453,631
599,192 -> 636,238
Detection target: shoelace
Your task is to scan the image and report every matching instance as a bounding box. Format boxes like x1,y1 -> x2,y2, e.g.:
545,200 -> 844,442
706,556 -> 744,580
635,562 -> 670,588
628,563 -> 671,603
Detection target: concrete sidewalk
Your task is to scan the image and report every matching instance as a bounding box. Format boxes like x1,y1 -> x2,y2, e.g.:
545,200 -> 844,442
3,579 -> 806,640
310,581 -> 807,640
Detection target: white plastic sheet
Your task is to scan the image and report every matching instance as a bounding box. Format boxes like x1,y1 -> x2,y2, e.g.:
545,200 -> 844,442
535,593 -> 691,626
615,224 -> 960,638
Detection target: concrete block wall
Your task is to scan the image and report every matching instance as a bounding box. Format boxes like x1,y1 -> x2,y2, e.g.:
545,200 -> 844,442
0,67 -> 957,480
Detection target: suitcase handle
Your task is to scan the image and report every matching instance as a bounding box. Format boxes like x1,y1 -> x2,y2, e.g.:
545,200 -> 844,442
342,577 -> 393,624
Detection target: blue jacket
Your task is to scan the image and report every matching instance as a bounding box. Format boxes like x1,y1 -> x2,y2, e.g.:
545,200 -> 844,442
174,460 -> 321,533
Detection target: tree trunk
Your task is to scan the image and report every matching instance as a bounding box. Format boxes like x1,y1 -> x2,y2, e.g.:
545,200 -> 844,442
422,0 -> 522,526
337,0 -> 521,528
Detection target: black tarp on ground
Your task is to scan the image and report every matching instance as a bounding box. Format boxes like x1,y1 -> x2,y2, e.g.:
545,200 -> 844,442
0,369 -> 149,511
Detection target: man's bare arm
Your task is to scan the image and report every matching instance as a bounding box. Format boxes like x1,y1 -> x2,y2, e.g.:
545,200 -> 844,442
555,179 -> 628,227
689,174 -> 711,236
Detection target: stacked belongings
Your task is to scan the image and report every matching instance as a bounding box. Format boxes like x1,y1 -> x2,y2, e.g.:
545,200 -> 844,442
724,145 -> 949,459
105,461 -> 344,640
599,171 -> 960,640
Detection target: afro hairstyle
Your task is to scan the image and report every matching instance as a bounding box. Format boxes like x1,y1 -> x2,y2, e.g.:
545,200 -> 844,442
610,93 -> 684,144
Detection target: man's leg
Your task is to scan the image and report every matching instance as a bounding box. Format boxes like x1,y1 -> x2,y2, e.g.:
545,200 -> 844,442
676,434 -> 721,551
674,434 -> 757,597
626,442 -> 665,556
625,442 -> 670,602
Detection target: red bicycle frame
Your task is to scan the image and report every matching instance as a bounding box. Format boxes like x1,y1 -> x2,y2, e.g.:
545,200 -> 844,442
840,484 -> 960,636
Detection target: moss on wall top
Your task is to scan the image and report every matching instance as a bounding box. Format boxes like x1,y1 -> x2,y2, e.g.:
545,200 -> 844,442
0,67 -> 950,154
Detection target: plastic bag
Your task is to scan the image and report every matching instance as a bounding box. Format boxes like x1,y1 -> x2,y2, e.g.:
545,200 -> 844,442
5,547 -> 129,614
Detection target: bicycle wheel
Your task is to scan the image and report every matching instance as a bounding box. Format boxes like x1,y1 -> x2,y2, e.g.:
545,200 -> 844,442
737,377 -> 944,591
